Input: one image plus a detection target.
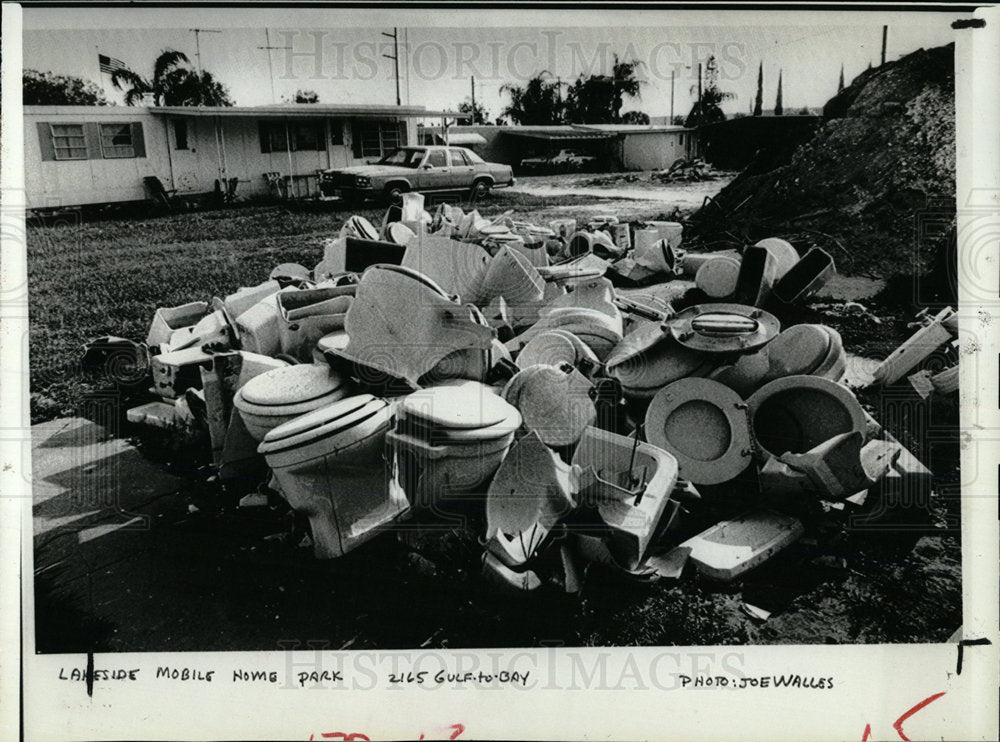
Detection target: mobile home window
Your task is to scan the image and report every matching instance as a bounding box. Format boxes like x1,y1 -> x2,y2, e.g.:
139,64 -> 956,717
354,120 -> 402,159
291,121 -> 324,151
99,123 -> 135,158
50,124 -> 87,160
174,119 -> 189,150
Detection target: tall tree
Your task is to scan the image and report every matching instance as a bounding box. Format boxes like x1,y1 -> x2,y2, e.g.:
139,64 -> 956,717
753,62 -> 763,116
110,50 -> 233,106
500,73 -> 564,125
457,98 -> 490,124
838,64 -> 845,93
23,69 -> 110,105
684,56 -> 735,127
774,69 -> 784,115
563,56 -> 643,124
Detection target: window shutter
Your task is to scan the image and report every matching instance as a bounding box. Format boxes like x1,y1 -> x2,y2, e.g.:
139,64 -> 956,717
84,122 -> 103,159
397,119 -> 408,146
259,121 -> 271,153
37,123 -> 56,161
350,120 -> 363,158
131,122 -> 146,157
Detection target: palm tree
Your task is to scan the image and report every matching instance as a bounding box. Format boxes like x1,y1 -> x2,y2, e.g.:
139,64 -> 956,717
110,50 -> 233,106
685,56 -> 735,126
110,49 -> 190,105
500,72 -> 564,125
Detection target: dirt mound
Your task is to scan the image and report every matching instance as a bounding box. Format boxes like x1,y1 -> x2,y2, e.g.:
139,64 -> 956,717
690,44 -> 955,282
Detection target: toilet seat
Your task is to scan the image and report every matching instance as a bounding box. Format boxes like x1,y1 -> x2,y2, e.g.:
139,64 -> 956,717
397,380 -> 521,431
237,364 -> 347,411
644,378 -> 753,485
258,394 -> 385,453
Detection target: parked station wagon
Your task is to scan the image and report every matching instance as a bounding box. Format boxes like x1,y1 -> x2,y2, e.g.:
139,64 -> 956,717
319,145 -> 516,204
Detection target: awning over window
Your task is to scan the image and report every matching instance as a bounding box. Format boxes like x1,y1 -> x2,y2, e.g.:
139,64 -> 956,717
435,132 -> 488,145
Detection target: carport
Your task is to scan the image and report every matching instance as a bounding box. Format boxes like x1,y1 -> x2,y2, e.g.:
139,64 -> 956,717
499,127 -> 615,172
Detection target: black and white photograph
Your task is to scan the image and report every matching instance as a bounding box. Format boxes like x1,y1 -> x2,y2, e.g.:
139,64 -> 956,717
3,2 -> 998,741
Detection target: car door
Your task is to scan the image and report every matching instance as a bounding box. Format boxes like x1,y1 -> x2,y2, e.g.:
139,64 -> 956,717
448,148 -> 476,188
417,148 -> 451,190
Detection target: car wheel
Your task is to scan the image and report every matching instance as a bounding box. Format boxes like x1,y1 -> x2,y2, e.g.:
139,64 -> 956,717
471,179 -> 491,200
384,183 -> 408,205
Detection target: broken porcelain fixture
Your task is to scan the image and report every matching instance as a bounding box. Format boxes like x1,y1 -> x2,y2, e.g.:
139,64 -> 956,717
333,265 -> 494,388
503,363 -> 596,448
234,292 -> 284,357
674,508 -> 805,581
748,375 -> 866,458
758,431 -> 900,499
572,426 -> 679,570
516,329 -> 600,376
233,363 -> 350,442
772,247 -> 836,304
146,301 -> 209,348
401,234 -> 492,303
276,285 -> 355,361
258,393 -> 406,559
709,324 -> 846,396
485,431 -> 579,568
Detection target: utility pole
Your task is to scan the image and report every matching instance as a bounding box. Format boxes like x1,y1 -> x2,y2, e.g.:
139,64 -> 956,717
697,62 -> 703,125
382,28 -> 401,106
670,70 -> 675,122
470,76 -> 477,123
189,28 -> 221,104
258,28 -> 292,104
881,25 -> 888,66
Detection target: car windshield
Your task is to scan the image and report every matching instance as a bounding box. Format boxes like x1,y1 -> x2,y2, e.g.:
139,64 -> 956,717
377,148 -> 424,168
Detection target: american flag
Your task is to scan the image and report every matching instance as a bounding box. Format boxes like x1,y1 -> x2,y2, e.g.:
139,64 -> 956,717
98,54 -> 127,75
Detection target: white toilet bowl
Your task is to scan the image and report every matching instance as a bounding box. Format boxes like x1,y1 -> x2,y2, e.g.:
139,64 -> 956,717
258,394 -> 405,558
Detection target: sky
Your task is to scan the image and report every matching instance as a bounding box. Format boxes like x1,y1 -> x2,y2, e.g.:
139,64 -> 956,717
22,8 -> 961,121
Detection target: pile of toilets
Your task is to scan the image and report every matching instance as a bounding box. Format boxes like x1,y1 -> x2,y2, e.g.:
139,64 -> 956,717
113,198 -> 919,593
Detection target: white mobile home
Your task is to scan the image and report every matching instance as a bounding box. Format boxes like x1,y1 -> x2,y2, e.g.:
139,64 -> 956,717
24,104 -> 455,210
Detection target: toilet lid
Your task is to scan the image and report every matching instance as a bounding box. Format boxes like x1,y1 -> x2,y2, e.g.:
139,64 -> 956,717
397,380 -> 520,430
605,320 -> 671,369
766,324 -> 833,377
387,222 -> 417,245
645,378 -> 752,485
259,393 -> 385,448
239,363 -> 346,407
373,263 -> 451,298
611,336 -> 709,391
668,303 -> 779,354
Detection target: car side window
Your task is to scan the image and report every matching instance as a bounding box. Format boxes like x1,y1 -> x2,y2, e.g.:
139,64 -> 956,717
425,150 -> 447,168
449,149 -> 470,166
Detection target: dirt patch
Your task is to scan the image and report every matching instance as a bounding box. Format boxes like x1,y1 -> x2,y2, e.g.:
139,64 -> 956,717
689,44 -> 956,285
